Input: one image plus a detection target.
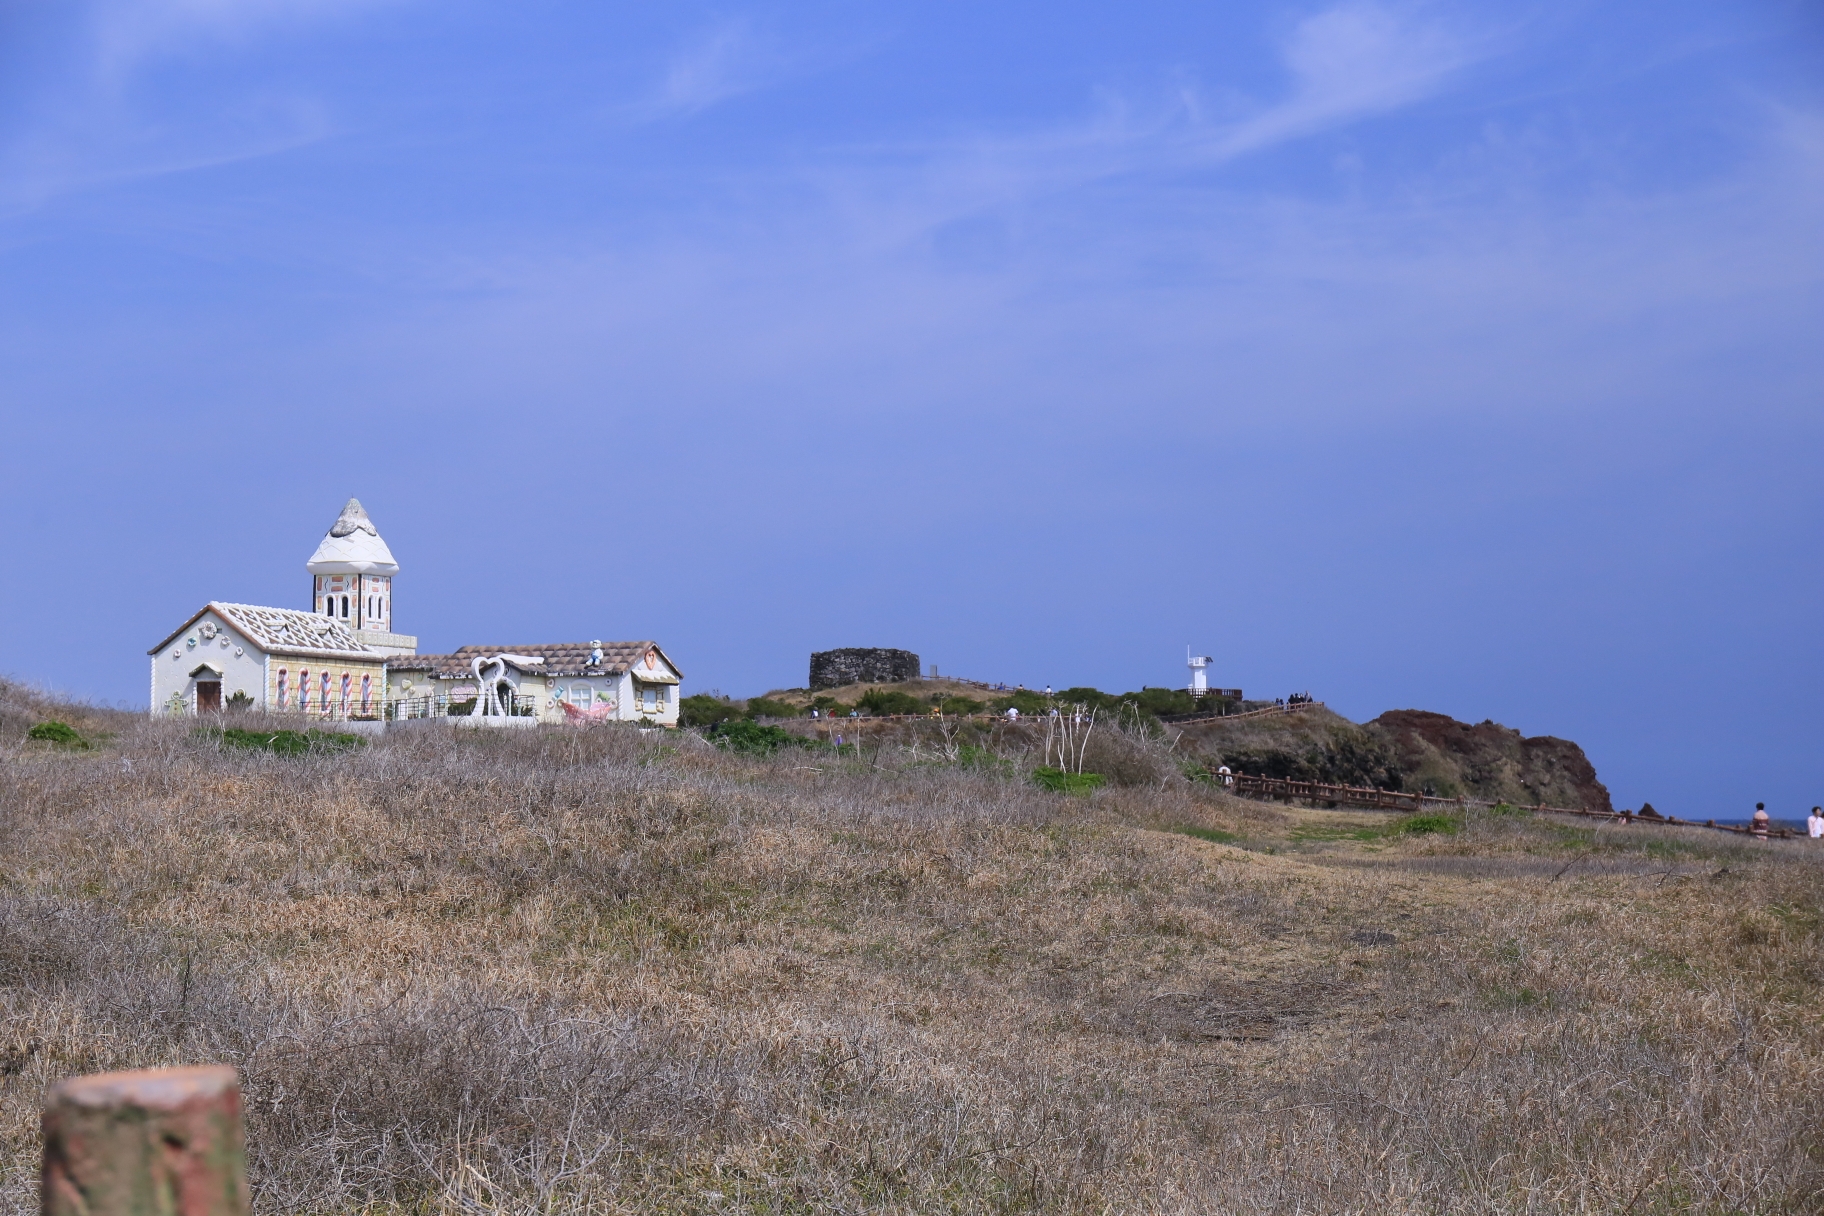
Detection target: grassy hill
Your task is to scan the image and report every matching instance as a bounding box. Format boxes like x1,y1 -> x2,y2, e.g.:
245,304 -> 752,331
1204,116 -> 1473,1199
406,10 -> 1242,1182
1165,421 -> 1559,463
0,684 -> 1817,1212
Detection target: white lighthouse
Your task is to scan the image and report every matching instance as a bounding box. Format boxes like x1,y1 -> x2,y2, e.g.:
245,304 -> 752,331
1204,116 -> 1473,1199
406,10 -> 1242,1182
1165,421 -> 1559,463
1187,649 -> 1212,698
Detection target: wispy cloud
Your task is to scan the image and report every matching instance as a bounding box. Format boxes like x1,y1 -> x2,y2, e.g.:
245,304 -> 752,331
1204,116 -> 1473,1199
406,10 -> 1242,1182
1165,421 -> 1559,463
1200,1 -> 1483,159
89,0 -> 399,83
653,20 -> 770,117
624,18 -> 857,123
0,0 -> 389,212
810,2 -> 1497,249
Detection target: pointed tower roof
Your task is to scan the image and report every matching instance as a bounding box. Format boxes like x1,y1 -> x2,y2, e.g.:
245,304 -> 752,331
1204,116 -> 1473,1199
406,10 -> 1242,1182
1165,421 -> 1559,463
306,498 -> 399,575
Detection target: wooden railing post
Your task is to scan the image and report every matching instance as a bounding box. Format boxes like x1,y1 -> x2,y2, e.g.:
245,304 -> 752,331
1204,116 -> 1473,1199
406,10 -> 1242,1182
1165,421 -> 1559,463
42,1065 -> 250,1216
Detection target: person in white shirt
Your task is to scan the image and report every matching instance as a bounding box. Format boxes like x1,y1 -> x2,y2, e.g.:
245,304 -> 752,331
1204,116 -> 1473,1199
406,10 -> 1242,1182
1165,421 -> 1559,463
1808,806 -> 1824,839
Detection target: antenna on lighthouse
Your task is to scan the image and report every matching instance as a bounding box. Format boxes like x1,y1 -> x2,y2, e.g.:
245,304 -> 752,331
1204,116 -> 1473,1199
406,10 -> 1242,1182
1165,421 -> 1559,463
1186,647 -> 1211,698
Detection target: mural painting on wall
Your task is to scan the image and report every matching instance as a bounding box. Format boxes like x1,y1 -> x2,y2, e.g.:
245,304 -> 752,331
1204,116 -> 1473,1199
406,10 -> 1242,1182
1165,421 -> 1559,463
559,682 -> 618,722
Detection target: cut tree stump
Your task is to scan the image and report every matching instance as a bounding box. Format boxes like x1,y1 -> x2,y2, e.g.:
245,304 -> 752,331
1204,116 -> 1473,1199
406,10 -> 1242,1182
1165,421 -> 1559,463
41,1065 -> 249,1216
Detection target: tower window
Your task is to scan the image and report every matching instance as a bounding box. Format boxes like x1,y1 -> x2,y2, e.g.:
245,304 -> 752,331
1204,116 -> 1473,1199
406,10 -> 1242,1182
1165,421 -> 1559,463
341,596 -> 350,618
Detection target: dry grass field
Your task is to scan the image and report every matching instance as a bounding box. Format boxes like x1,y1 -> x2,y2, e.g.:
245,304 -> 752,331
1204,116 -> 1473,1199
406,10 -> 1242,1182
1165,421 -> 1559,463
0,684 -> 1819,1214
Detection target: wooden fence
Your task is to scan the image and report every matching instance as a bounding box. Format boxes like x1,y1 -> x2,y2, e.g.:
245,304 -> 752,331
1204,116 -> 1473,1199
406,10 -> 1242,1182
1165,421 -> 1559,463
1213,769 -> 1800,839
1159,701 -> 1324,724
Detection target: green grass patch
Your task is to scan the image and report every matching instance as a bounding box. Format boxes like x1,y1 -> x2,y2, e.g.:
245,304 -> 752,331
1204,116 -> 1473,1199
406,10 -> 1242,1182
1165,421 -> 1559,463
705,719 -> 816,755
211,727 -> 366,756
1032,766 -> 1105,794
26,721 -> 89,749
1486,985 -> 1547,1010
1396,813 -> 1460,836
1169,824 -> 1240,845
1291,822 -> 1389,842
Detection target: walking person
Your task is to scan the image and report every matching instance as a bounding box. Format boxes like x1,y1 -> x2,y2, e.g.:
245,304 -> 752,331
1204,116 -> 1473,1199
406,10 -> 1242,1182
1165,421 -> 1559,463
1808,806 -> 1823,839
1751,802 -> 1771,840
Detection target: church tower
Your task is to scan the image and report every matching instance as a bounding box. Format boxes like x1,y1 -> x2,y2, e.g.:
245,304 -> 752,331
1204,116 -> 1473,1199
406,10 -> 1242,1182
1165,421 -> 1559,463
306,499 -> 417,656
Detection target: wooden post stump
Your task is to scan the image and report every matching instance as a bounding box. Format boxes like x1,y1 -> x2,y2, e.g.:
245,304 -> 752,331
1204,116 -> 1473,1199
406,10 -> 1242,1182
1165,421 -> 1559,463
42,1065 -> 249,1216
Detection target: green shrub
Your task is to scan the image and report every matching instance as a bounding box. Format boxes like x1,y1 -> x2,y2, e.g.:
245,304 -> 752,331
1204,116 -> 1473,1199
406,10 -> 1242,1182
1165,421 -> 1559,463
744,697 -> 804,719
27,721 -> 88,749
1054,687 -> 1125,712
680,694 -> 743,728
988,690 -> 1050,715
937,695 -> 984,715
1032,766 -> 1105,794
213,728 -> 365,756
1124,687 -> 1201,718
446,699 -> 477,716
811,695 -> 845,712
956,744 -> 1011,772
857,689 -> 928,716
1396,813 -> 1459,836
705,720 -> 813,755
225,691 -> 255,712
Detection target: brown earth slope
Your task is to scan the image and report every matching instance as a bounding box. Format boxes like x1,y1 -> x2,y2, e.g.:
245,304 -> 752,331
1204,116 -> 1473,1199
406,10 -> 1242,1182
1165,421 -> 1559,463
1366,710 -> 1613,812
1173,706 -> 1611,812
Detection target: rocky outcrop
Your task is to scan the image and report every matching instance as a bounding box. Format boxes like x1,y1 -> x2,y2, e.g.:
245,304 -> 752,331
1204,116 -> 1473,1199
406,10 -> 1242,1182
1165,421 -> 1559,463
1365,710 -> 1612,812
809,648 -> 921,690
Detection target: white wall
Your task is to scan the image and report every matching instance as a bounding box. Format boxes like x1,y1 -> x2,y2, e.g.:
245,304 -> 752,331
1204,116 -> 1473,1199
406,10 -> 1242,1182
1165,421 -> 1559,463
148,611 -> 269,714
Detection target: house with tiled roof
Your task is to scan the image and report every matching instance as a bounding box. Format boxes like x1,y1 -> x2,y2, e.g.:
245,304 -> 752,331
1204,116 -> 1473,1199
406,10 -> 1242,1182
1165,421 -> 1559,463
147,500 -> 682,726
147,601 -> 390,718
387,641 -> 682,726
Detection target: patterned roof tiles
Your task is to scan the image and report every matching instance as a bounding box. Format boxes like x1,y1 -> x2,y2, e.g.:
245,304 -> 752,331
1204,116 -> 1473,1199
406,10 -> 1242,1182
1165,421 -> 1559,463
448,642 -> 675,679
211,603 -> 379,659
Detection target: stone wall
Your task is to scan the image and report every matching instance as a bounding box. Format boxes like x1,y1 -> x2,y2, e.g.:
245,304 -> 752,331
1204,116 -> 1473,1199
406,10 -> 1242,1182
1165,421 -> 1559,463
809,648 -> 922,690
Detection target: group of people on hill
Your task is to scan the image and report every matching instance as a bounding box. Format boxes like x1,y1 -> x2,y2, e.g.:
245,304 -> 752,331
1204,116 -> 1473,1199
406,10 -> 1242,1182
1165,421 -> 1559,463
1752,803 -> 1824,840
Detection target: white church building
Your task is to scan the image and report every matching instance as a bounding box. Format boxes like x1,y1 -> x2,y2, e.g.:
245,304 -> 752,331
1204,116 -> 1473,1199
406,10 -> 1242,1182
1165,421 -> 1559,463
147,500 -> 682,726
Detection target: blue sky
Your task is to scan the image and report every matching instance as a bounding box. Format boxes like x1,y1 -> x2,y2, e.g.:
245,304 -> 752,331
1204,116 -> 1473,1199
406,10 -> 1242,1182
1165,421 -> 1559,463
1,0 -> 1819,816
